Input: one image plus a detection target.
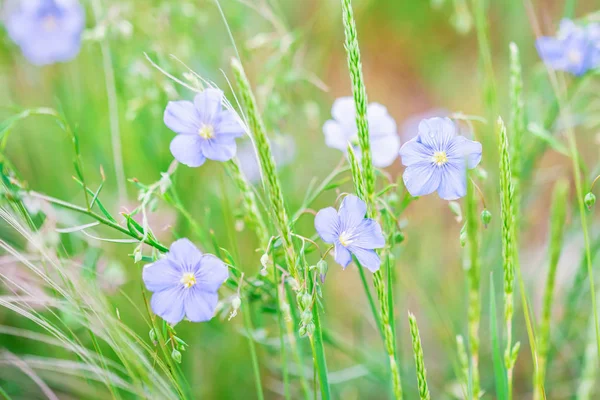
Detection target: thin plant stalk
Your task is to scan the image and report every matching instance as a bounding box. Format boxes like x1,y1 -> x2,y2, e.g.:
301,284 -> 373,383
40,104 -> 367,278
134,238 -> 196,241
558,73 -> 600,365
225,158 -> 269,248
242,301 -> 265,400
90,0 -> 127,202
230,59 -> 298,280
534,179 -> 569,400
577,312 -> 599,400
230,58 -> 330,399
465,177 -> 481,399
340,1 -> 402,397
498,117 -> 519,400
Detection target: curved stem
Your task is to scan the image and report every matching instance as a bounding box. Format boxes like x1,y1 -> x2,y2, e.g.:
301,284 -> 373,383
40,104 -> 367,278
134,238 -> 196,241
24,190 -> 168,252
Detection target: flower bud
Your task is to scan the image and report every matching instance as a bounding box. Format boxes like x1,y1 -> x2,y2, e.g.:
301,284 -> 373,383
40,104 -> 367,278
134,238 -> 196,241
260,254 -> 269,269
585,192 -> 596,210
228,295 -> 241,321
149,328 -> 157,344
133,247 -> 142,263
393,231 -> 405,245
231,296 -> 241,310
317,259 -> 328,283
481,209 -> 492,227
448,201 -> 462,222
171,348 -> 182,364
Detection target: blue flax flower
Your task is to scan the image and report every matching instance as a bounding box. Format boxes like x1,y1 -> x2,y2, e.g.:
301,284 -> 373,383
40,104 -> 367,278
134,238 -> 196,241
399,117 -> 482,201
164,89 -> 245,167
323,97 -> 400,168
4,0 -> 85,66
315,195 -> 385,272
143,238 -> 228,325
535,19 -> 600,76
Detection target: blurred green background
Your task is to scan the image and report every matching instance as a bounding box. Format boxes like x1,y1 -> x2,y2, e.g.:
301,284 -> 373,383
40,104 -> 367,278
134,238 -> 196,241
1,0 -> 600,398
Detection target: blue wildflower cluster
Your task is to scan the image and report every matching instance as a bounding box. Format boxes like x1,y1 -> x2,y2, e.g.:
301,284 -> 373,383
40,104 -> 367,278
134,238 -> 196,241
4,0 -> 85,66
536,19 -> 600,76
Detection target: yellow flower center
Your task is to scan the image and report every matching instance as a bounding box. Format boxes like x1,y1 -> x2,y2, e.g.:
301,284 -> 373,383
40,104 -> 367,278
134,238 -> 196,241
432,151 -> 448,166
42,15 -> 58,32
198,124 -> 215,139
567,49 -> 583,65
180,273 -> 197,289
339,231 -> 353,247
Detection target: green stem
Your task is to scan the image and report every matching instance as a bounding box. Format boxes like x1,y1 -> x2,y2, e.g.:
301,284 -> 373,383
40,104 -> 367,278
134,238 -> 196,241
310,298 -> 331,399
534,180 -> 569,400
563,91 -> 600,368
242,301 -> 265,400
357,261 -> 383,338
90,0 -> 127,202
24,190 -> 168,252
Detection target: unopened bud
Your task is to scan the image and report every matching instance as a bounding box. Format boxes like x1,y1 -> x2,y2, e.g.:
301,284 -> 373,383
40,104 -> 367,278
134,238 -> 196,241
585,192 -> 596,210
393,231 -> 405,245
228,296 -> 241,321
449,201 -> 462,222
134,248 -> 142,263
149,328 -> 157,344
171,348 -> 182,364
481,209 -> 492,227
317,259 -> 328,283
260,253 -> 269,269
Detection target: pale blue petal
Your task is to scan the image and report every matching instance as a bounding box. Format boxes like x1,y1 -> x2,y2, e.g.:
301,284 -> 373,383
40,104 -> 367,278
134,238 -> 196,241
334,243 -> 352,268
170,135 -> 206,167
194,89 -> 223,123
339,195 -> 367,231
151,286 -> 186,325
168,238 -> 203,273
214,109 -> 245,138
536,37 -> 568,70
314,207 -> 341,243
201,137 -> 237,161
371,134 -> 400,168
558,19 -> 580,38
164,101 -> 200,135
195,254 -> 228,292
447,136 -> 482,169
417,117 -> 456,151
352,219 -> 385,249
401,109 -> 449,142
349,247 -> 381,272
403,161 -> 442,197
5,0 -> 84,66
184,288 -> 218,322
399,138 -> 432,166
437,162 -> 467,200
323,120 -> 350,151
331,97 -> 356,122
142,259 -> 181,292
368,104 -> 397,136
